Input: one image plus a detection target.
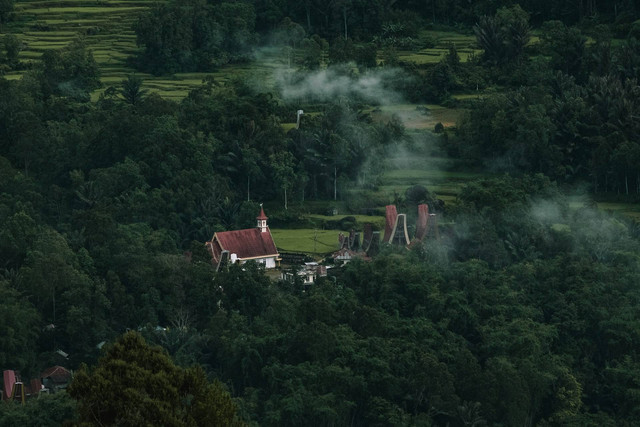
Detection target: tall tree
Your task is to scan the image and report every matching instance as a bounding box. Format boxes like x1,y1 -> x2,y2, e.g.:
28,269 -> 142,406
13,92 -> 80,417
68,331 -> 241,426
539,21 -> 587,79
270,151 -> 297,209
0,281 -> 40,375
0,0 -> 13,24
121,74 -> 148,106
474,5 -> 530,66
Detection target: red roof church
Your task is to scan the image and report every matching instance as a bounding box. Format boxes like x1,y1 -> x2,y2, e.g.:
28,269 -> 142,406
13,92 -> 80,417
206,206 -> 280,270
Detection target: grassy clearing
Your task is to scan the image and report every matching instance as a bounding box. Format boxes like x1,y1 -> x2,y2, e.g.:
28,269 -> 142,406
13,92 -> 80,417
271,229 -> 344,255
383,169 -> 485,181
452,93 -> 483,101
368,104 -> 463,130
568,197 -> 640,222
596,202 -> 640,221
2,73 -> 22,80
305,214 -> 386,229
352,153 -> 486,206
396,30 -> 481,64
19,6 -> 148,14
398,49 -> 480,64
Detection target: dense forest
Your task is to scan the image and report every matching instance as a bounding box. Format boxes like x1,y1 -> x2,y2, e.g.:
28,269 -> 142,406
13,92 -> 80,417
2,0 -> 640,425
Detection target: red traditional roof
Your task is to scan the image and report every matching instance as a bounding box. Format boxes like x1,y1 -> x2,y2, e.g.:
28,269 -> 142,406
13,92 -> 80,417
208,228 -> 278,261
415,204 -> 429,241
3,370 -> 16,401
383,205 -> 398,243
40,366 -> 71,383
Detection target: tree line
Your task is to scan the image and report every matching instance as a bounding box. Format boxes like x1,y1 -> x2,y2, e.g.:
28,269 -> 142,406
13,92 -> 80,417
431,6 -> 640,196
127,0 -> 640,75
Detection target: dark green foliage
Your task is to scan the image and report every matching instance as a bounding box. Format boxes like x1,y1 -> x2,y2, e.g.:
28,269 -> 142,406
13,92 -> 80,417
453,86 -> 557,175
299,35 -> 327,69
328,37 -> 355,64
68,331 -> 241,426
0,281 -> 40,375
373,12 -> 422,49
450,44 -> 640,192
18,228 -> 110,364
474,15 -> 502,64
474,5 -> 530,66
0,0 -> 13,24
3,3 -> 640,425
217,263 -> 271,321
36,39 -> 101,101
428,61 -> 455,101
0,392 -> 77,426
381,45 -> 399,66
274,17 -> 306,48
120,74 -> 147,106
354,43 -> 378,70
174,197 -> 640,425
2,34 -> 20,68
456,174 -> 558,214
539,21 -> 587,80
0,80 -> 638,426
287,101 -> 393,200
134,0 -> 257,75
613,36 -> 640,81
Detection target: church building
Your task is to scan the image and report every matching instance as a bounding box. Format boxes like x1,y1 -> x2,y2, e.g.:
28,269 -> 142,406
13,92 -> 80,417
205,206 -> 280,270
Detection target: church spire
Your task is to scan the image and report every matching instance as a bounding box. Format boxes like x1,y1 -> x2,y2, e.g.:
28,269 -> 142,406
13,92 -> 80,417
257,204 -> 268,232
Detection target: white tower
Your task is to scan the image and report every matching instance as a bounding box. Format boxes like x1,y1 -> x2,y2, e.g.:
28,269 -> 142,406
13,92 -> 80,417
257,204 -> 268,233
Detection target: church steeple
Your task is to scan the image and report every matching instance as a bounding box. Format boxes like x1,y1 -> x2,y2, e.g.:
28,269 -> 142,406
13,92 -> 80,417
257,204 -> 268,232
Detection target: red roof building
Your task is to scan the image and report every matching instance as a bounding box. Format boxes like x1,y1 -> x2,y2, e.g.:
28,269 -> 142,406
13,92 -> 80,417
40,366 -> 71,384
206,206 -> 280,270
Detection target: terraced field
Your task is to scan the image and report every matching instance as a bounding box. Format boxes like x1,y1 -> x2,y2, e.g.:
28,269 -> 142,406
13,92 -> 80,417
396,29 -> 482,64
3,1 -> 484,100
374,157 -> 484,205
3,0 -> 283,99
10,0 -> 146,62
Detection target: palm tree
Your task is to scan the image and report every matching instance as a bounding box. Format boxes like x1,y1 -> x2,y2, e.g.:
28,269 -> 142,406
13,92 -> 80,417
121,75 -> 148,106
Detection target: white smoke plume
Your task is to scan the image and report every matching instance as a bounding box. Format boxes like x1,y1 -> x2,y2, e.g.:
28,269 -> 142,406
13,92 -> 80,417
275,64 -> 408,105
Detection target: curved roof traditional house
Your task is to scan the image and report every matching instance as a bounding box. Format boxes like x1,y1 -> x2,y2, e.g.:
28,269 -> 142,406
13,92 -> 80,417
206,206 -> 280,270
40,366 -> 71,384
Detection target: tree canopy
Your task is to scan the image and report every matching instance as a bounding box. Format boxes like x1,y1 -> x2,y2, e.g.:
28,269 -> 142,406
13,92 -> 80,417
68,331 -> 241,426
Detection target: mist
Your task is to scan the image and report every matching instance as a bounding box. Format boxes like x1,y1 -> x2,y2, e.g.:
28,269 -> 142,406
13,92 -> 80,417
275,64 -> 409,106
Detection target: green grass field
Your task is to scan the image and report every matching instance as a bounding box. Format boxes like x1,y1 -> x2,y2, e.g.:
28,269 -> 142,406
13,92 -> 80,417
595,202 -> 640,221
305,214 -> 386,229
367,103 -> 463,130
270,228 -> 346,255
372,150 -> 487,201
396,30 -> 481,65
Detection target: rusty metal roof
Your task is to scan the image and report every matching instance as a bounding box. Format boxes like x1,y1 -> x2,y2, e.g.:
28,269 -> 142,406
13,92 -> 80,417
210,228 -> 278,260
